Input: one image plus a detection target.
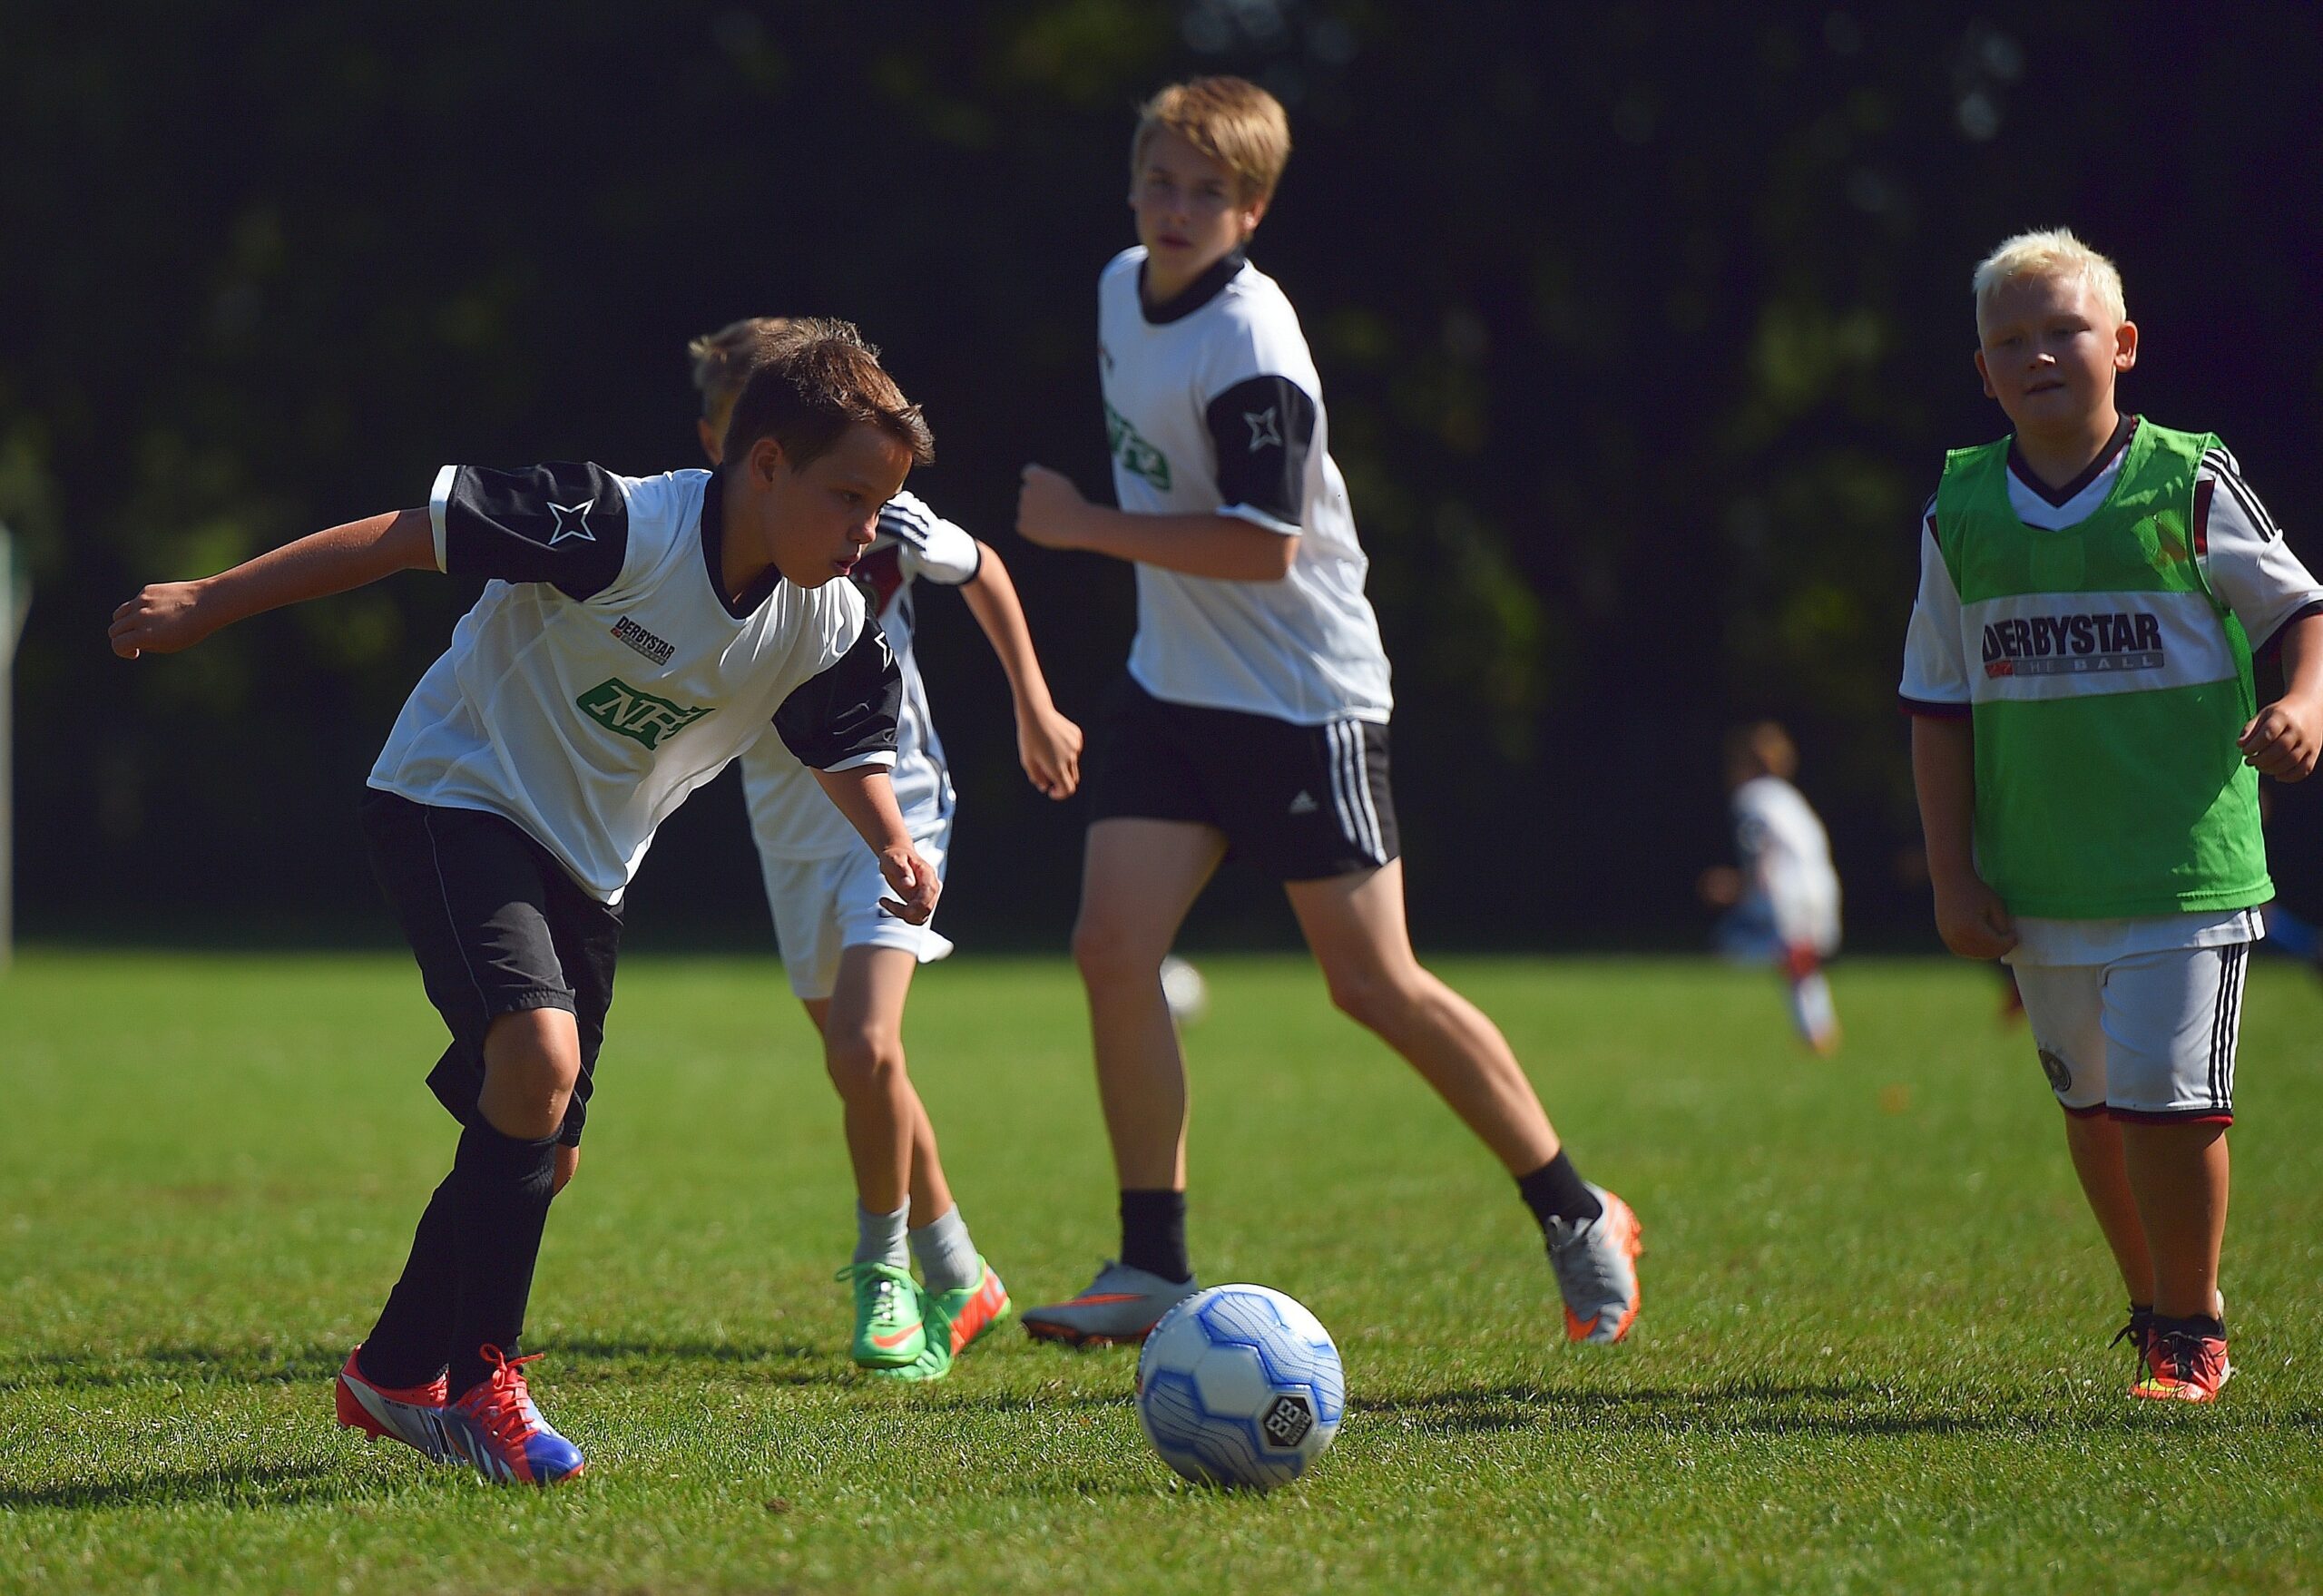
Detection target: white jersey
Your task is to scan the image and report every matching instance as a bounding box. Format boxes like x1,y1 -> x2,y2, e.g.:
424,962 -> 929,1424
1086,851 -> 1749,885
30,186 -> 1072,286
369,462 -> 898,904
1730,775 -> 1841,955
1097,246 -> 1392,725
740,489 -> 981,859
1898,422 -> 2323,964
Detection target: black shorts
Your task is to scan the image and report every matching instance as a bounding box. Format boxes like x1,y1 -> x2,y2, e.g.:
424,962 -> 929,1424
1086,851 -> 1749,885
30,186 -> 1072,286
360,789 -> 622,1147
1084,676 -> 1399,882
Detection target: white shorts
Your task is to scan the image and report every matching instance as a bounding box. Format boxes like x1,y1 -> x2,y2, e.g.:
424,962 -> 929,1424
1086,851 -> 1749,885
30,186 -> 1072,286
2013,942 -> 2248,1123
757,824 -> 954,1001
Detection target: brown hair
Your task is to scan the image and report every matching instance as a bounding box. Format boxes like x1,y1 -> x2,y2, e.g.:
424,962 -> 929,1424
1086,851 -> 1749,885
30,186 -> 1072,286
1132,76 -> 1292,206
1724,720 -> 1799,782
688,316 -> 796,426
720,318 -> 933,475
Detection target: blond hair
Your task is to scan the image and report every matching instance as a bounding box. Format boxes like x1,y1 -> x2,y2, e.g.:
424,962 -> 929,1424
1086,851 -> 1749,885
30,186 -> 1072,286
1972,229 -> 2127,328
1132,76 -> 1291,206
688,316 -> 797,426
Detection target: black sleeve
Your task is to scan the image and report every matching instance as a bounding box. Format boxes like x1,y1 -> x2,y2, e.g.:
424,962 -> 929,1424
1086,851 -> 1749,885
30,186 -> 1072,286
441,462 -> 631,601
1202,375 -> 1318,528
772,618 -> 902,770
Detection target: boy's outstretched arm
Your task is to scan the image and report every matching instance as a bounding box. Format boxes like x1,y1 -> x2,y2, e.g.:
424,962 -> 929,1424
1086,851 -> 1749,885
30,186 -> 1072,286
1016,464 -> 1296,582
2240,612 -> 2323,781
1911,715 -> 2017,959
811,766 -> 940,925
110,508 -> 436,658
956,540 -> 1083,799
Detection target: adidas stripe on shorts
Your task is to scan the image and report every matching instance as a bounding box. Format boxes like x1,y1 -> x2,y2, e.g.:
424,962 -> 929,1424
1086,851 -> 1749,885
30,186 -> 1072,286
1085,674 -> 1398,881
2014,942 -> 2249,1123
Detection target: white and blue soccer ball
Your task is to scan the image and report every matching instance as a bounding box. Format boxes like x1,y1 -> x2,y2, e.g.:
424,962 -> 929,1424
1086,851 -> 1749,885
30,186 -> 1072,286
1134,1284 -> 1345,1491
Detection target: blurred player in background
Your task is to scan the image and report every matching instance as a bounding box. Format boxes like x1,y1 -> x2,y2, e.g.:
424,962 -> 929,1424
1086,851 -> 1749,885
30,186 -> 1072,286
110,322 -> 936,1481
1699,721 -> 1843,1054
1901,230 -> 2323,1404
691,318 -> 1083,1380
1014,76 -> 1642,1350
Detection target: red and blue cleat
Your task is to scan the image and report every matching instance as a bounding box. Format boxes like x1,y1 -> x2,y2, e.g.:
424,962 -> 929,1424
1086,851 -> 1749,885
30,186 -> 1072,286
439,1345 -> 586,1485
336,1346 -> 454,1463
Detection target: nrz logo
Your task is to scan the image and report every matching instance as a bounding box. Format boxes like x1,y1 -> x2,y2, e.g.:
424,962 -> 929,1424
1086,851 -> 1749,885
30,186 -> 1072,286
610,615 -> 675,666
577,678 -> 711,749
1983,611 -> 2163,678
1260,1392 -> 1315,1449
1104,399 -> 1171,490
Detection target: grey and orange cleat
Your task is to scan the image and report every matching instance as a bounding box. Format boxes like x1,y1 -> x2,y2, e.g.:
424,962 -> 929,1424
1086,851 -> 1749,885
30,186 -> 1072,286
1021,1259 -> 1198,1348
1545,1184 -> 1643,1345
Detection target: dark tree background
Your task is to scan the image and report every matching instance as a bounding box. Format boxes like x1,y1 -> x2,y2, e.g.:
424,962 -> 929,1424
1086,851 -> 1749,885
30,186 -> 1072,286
5,0 -> 2320,953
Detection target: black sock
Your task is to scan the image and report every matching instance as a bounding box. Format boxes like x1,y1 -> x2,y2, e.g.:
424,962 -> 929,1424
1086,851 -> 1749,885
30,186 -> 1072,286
358,1172 -> 460,1390
445,1119 -> 562,1399
1119,1189 -> 1191,1284
2153,1311 -> 2225,1340
1516,1151 -> 1603,1231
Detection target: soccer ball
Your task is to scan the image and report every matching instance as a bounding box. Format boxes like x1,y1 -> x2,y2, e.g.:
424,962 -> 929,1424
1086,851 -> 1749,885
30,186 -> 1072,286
1135,1284 -> 1345,1491
1159,954 -> 1209,1025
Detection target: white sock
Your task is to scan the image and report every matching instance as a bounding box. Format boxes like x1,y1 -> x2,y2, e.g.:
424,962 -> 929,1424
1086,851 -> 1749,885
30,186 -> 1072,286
909,1204 -> 982,1294
1789,971 -> 1839,1051
854,1201 -> 909,1270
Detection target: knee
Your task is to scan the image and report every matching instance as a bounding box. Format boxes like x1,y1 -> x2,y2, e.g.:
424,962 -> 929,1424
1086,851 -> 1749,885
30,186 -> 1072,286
1325,964 -> 1426,1034
1073,913 -> 1159,993
483,1007 -> 583,1095
825,1024 -> 906,1098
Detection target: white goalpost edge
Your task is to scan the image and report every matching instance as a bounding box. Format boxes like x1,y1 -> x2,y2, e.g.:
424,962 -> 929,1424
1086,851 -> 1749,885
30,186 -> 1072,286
0,523 -> 24,971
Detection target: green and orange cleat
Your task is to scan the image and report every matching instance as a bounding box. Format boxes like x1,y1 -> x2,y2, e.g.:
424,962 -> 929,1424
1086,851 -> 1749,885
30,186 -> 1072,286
869,1260 -> 1014,1383
838,1260 -> 927,1370
927,1257 -> 1013,1357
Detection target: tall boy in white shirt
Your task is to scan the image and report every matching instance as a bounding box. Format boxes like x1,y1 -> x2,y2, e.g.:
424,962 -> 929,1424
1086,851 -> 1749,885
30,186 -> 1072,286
1014,76 -> 1642,1349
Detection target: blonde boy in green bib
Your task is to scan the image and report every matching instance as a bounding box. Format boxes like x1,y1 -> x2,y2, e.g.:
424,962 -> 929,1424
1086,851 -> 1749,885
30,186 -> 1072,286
1900,230 -> 2323,1403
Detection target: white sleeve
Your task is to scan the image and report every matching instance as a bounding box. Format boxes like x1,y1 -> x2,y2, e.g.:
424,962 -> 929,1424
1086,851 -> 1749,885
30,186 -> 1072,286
878,490 -> 982,587
1898,495 -> 1971,713
2197,447 -> 2323,651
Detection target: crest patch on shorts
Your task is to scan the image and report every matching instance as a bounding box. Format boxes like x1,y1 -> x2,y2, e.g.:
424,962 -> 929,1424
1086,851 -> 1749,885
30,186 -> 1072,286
2037,1046 -> 2073,1093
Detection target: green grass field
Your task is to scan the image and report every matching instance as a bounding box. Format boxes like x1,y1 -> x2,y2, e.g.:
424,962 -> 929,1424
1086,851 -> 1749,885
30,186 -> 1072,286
5,950 -> 2322,1593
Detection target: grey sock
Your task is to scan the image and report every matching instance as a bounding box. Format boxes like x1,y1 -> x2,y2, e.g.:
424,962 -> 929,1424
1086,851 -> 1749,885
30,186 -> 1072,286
854,1202 -> 909,1270
909,1204 -> 982,1294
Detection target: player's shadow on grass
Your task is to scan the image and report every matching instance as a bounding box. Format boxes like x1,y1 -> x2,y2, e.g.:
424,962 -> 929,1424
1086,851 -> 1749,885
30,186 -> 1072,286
0,1462 -> 345,1512
0,1337 -> 856,1394
0,1344 -> 347,1393
554,1337 -> 853,1386
1351,1380 -> 2323,1436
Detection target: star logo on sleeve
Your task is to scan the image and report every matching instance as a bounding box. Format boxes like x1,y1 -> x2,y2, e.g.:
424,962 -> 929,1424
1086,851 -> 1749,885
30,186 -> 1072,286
547,499 -> 597,544
1244,406 -> 1282,453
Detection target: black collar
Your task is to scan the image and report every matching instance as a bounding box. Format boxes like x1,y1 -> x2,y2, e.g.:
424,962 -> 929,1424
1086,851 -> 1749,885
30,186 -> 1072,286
1139,250 -> 1247,325
2008,413 -> 2138,508
699,469 -> 781,619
